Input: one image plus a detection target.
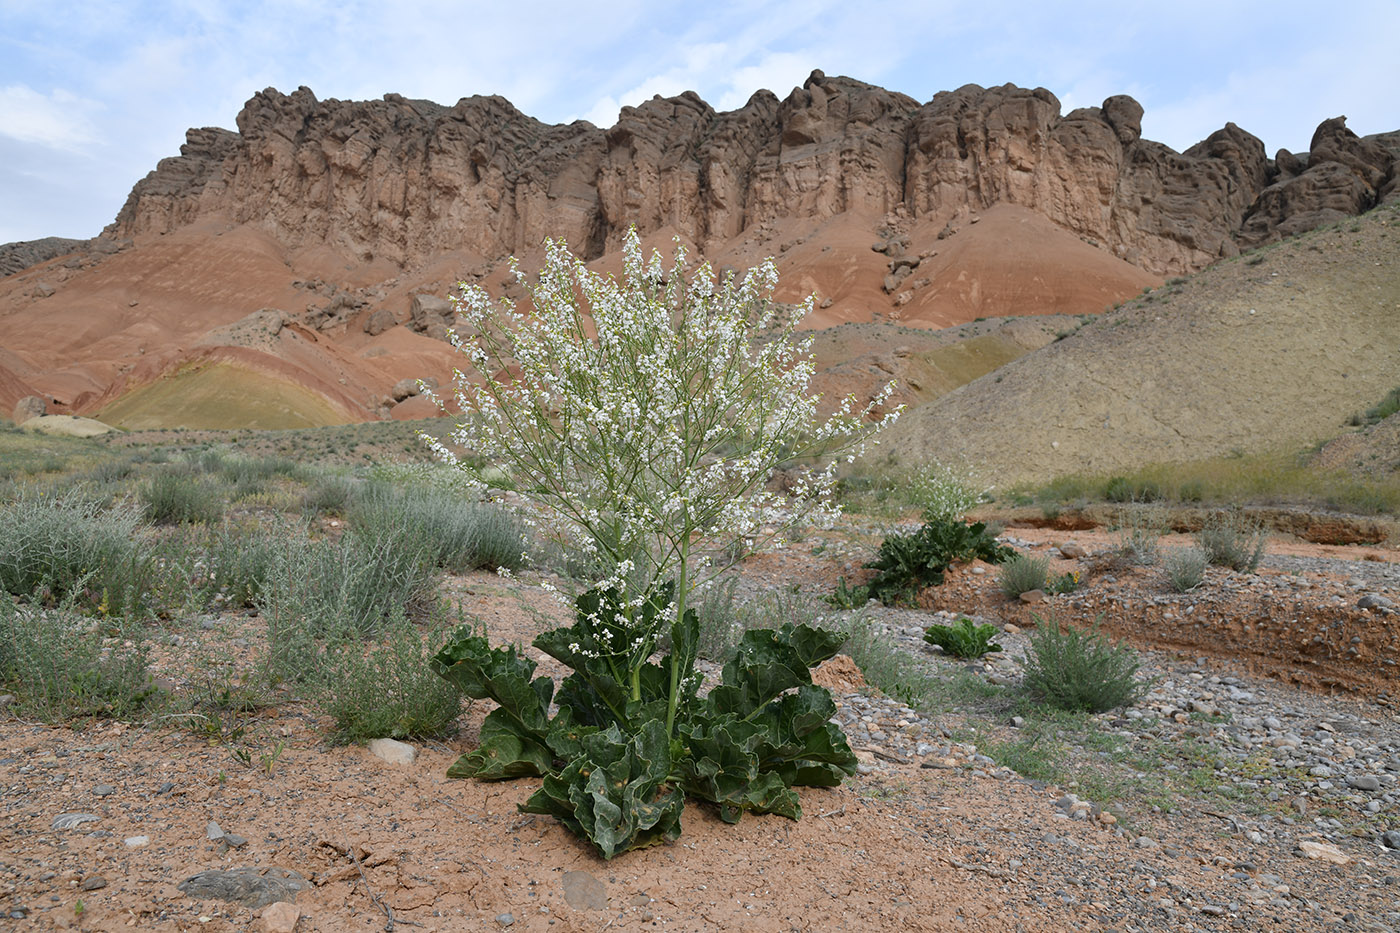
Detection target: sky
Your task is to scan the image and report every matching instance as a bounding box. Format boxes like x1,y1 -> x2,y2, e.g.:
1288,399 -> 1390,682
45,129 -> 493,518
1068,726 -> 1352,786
2,0 -> 1397,243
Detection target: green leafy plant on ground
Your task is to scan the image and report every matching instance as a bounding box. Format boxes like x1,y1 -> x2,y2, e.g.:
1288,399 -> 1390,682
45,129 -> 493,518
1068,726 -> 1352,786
845,518 -> 1013,606
433,593 -> 853,857
140,469 -> 225,525
923,616 -> 1002,659
429,230 -> 895,856
1022,615 -> 1150,713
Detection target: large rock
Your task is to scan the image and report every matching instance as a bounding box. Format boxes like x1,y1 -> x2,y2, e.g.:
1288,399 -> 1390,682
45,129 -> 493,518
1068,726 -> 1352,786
101,75 -> 1396,278
12,395 -> 46,424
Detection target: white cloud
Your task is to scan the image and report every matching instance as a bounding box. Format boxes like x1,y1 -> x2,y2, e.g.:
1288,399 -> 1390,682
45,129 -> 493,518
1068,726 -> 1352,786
0,85 -> 101,152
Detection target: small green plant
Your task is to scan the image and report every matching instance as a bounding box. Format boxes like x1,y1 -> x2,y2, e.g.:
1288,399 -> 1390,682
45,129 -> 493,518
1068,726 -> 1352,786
1022,615 -> 1149,713
923,616 -> 1002,658
316,617 -> 465,744
1162,546 -> 1208,592
1045,570 -> 1080,595
998,552 -> 1049,598
259,742 -> 287,775
1196,511 -> 1268,572
1105,476 -> 1162,503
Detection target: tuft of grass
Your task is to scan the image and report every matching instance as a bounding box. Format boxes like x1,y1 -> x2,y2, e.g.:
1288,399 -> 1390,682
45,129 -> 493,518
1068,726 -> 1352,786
998,552 -> 1048,598
140,469 -> 224,525
1162,546 -> 1208,592
1196,511 -> 1268,572
0,600 -> 159,722
1022,615 -> 1149,713
1112,505 -> 1165,567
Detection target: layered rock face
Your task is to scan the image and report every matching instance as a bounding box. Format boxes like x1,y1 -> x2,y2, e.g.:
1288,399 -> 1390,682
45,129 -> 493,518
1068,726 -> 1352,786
105,71 -> 1397,276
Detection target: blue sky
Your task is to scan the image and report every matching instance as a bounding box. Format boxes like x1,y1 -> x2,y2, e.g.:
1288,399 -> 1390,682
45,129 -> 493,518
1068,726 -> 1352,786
2,0 -> 1397,243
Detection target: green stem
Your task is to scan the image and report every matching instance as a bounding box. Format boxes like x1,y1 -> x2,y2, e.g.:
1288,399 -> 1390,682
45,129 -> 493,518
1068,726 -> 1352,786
665,541 -> 690,737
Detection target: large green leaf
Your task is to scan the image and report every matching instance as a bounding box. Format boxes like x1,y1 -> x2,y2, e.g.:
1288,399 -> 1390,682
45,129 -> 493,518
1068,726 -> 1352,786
430,628 -> 555,779
749,685 -> 858,786
678,714 -> 801,823
707,623 -> 845,719
520,721 -> 684,859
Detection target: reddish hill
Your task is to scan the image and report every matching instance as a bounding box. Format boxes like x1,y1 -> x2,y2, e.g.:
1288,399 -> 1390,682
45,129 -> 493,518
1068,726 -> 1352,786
2,71 -> 1395,428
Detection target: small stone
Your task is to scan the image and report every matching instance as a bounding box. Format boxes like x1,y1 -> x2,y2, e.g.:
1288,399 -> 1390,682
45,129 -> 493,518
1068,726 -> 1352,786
1380,830 -> 1400,850
1002,623 -> 1021,635
969,566 -> 986,576
1019,589 -> 1046,604
0,694 -> 15,708
79,875 -> 107,892
178,868 -> 309,909
262,901 -> 300,933
1135,836 -> 1159,849
561,870 -> 608,910
1347,774 -> 1382,792
124,835 -> 150,848
367,738 -> 416,766
1189,700 -> 1218,716
1358,595 -> 1394,610
1058,542 -> 1088,559
93,784 -> 116,797
157,782 -> 175,795
1298,840 -> 1351,865
52,813 -> 100,830
496,913 -> 515,927
223,834 -> 248,849
207,821 -> 226,841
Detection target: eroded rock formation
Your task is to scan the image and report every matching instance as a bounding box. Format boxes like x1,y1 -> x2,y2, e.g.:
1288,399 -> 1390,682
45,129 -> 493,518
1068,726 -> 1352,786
88,72 -> 1397,277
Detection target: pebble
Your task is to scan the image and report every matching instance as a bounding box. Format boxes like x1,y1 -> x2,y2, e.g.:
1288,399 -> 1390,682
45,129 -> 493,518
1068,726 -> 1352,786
261,902 -> 301,933
93,784 -> 116,796
52,813 -> 100,830
79,876 -> 107,892
496,912 -> 515,927
368,738 -> 417,766
1346,774 -> 1381,792
124,835 -> 150,848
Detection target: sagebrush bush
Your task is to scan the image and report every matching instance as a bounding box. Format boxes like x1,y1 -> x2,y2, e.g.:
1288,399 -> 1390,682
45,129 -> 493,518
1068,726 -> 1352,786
352,485 -> 526,573
1112,506 -> 1165,566
141,469 -> 224,525
1162,547 -> 1208,592
1196,511 -> 1268,572
301,473 -> 357,515
1022,616 -> 1148,713
0,600 -> 158,722
192,523 -> 282,610
262,524 -> 439,683
316,617 -> 464,743
998,553 -> 1049,598
0,490 -> 146,610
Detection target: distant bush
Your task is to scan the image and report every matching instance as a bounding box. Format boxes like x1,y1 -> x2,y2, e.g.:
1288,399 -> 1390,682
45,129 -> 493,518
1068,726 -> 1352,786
1162,547 -> 1208,592
1105,476 -> 1162,503
350,484 -> 526,574
1196,511 -> 1268,572
0,600 -> 158,722
1112,506 -> 1165,567
847,518 -> 1014,606
301,473 -> 357,515
998,553 -> 1049,598
1022,616 -> 1148,713
141,469 -> 224,525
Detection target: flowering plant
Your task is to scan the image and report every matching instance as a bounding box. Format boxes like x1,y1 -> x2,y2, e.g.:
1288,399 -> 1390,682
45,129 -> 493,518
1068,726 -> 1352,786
430,230 -> 896,856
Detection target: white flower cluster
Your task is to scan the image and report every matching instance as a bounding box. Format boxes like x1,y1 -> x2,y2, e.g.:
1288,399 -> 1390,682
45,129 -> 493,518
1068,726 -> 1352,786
436,228 -> 898,666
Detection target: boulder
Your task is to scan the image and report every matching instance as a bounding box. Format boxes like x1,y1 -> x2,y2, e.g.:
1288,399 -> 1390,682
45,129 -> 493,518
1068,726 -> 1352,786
12,395 -> 46,424
363,308 -> 396,336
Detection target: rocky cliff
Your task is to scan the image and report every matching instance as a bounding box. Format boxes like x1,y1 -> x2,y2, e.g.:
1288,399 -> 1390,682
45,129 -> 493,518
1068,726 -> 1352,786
103,71 -> 1397,277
